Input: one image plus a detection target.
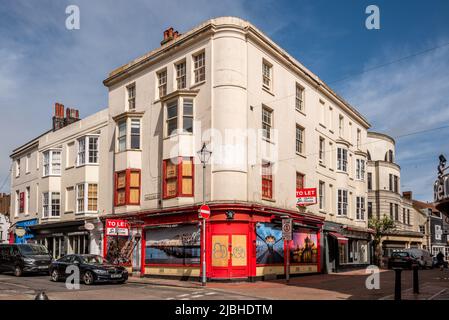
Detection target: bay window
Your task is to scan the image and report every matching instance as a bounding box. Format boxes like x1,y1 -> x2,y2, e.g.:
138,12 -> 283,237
117,120 -> 127,152
130,119 -> 141,149
163,157 -> 194,199
76,183 -> 98,213
116,117 -> 142,152
43,150 -> 62,177
114,169 -> 141,206
165,97 -> 195,137
77,136 -> 99,165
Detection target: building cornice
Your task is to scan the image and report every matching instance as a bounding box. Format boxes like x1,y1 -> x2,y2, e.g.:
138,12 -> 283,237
112,110 -> 145,122
103,17 -> 371,129
367,131 -> 396,145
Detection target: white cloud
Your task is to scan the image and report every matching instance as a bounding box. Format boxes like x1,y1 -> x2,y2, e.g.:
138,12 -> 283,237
337,40 -> 449,201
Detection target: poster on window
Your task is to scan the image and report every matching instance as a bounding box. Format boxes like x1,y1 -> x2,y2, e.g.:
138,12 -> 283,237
105,219 -> 132,265
289,230 -> 318,264
145,224 -> 200,265
256,223 -> 284,264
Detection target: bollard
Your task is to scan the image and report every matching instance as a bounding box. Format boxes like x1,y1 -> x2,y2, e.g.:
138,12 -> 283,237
413,264 -> 419,294
35,291 -> 49,300
393,268 -> 402,300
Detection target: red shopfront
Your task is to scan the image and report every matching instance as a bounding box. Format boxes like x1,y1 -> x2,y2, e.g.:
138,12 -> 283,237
108,203 -> 324,281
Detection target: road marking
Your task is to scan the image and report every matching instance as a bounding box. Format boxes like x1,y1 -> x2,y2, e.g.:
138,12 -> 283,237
180,298 -> 190,300
429,288 -> 447,300
166,298 -> 175,300
190,294 -> 203,299
177,294 -> 190,297
205,292 -> 216,295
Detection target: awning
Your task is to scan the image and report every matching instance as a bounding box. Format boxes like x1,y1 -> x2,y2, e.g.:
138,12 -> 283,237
329,232 -> 348,244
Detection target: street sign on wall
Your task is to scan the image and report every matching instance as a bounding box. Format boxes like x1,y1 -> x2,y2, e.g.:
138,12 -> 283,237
105,219 -> 130,236
296,188 -> 317,206
282,218 -> 292,241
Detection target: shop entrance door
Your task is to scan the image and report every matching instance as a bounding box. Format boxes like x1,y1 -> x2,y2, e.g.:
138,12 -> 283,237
211,234 -> 248,278
209,221 -> 249,279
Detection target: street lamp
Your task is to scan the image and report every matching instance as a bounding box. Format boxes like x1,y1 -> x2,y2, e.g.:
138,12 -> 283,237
197,142 -> 212,286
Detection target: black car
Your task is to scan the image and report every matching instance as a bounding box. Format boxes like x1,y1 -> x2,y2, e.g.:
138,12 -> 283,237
0,244 -> 52,276
49,254 -> 128,285
387,251 -> 417,269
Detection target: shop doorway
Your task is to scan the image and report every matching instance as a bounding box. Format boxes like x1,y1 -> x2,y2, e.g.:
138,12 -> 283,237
209,223 -> 248,279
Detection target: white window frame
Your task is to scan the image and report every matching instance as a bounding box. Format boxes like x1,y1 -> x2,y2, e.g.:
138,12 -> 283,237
117,120 -> 127,152
127,83 -> 136,110
42,150 -> 62,177
337,189 -> 348,216
356,196 -> 365,220
76,136 -> 99,166
130,119 -> 141,150
319,181 -> 325,210
25,186 -> 30,215
175,60 -> 187,90
164,97 -> 194,138
319,137 -> 325,163
26,154 -> 31,174
356,159 -> 365,180
76,183 -> 98,214
337,148 -> 348,172
262,106 -> 273,141
295,84 -> 304,112
42,192 -> 60,218
296,125 -> 304,154
157,69 -> 167,98
193,51 -> 205,84
15,159 -> 20,177
262,60 -> 272,90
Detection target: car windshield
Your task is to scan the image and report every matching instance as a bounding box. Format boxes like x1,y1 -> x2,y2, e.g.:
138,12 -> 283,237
18,244 -> 49,256
392,252 -> 409,258
81,255 -> 109,265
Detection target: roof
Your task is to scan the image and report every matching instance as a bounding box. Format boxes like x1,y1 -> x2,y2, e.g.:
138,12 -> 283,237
103,16 -> 370,129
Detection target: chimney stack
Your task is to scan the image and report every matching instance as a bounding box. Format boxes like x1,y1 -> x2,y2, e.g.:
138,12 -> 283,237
403,191 -> 412,200
53,102 -> 65,131
52,103 -> 80,131
160,27 -> 181,46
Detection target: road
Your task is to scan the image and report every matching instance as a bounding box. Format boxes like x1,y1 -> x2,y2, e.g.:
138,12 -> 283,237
0,274 -> 261,300
2,268 -> 449,300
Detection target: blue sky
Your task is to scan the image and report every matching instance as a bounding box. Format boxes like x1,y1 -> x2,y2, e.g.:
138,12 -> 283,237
0,0 -> 448,200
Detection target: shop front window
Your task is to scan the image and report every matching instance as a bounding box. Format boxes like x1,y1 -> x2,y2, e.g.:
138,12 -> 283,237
256,223 -> 284,265
145,224 -> 200,265
339,242 -> 348,264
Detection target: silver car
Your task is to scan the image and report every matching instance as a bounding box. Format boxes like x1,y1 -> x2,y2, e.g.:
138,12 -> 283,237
405,248 -> 433,269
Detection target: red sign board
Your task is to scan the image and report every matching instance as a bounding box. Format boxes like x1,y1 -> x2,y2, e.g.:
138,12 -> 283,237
198,204 -> 211,219
105,219 -> 130,236
296,188 -> 317,206
19,192 -> 25,213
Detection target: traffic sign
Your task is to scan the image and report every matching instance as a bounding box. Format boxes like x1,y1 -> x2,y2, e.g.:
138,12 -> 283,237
199,204 -> 211,219
282,218 -> 292,240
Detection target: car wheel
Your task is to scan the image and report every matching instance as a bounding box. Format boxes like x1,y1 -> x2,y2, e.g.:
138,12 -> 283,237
14,265 -> 23,277
83,271 -> 95,285
50,269 -> 60,282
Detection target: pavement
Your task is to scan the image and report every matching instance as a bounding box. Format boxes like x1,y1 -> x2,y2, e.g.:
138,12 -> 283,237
2,268 -> 449,300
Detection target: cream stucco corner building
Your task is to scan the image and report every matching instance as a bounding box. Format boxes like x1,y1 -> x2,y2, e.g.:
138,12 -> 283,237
366,132 -> 425,260
8,17 -> 423,281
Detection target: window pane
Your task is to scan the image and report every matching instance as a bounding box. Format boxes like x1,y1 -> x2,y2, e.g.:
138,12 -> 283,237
117,190 -> 126,205
130,171 -> 140,187
88,137 -> 98,163
183,117 -> 193,133
166,180 -> 177,197
166,161 -> 177,178
131,119 -> 140,149
182,158 -> 193,176
182,177 -> 193,195
129,189 -> 140,203
117,172 -> 126,189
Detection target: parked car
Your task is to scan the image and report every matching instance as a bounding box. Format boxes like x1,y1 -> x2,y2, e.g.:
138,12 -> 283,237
387,251 -> 416,269
0,244 -> 52,276
49,254 -> 128,285
405,248 -> 433,269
